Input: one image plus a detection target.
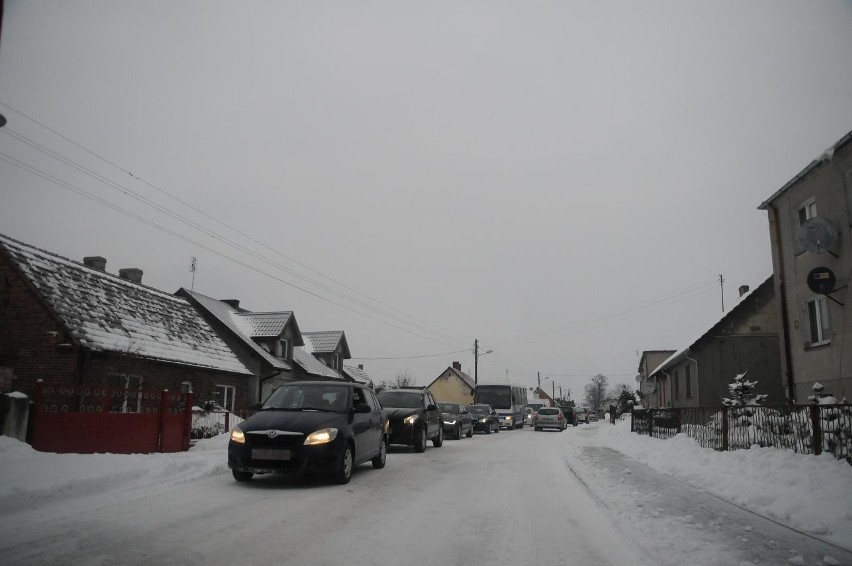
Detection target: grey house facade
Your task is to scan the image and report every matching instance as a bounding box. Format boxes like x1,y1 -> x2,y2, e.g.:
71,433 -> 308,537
758,129 -> 852,402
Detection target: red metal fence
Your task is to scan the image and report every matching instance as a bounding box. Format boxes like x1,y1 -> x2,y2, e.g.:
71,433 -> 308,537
31,380 -> 194,454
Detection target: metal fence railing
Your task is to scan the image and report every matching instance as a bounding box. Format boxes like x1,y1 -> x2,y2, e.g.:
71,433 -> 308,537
631,404 -> 852,464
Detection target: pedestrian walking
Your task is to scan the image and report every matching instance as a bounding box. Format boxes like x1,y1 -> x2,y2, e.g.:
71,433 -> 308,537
609,403 -> 616,424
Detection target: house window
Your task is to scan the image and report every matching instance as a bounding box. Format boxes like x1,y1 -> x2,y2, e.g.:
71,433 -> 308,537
214,385 -> 236,411
798,199 -> 817,225
806,296 -> 831,346
277,338 -> 290,360
685,365 -> 692,398
673,370 -> 679,399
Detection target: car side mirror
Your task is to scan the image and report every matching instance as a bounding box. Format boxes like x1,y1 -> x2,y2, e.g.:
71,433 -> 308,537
427,404 -> 438,411
354,403 -> 372,414
251,402 -> 263,411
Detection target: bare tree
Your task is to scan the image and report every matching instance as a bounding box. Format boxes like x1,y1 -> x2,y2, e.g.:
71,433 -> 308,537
378,369 -> 417,391
583,374 -> 608,410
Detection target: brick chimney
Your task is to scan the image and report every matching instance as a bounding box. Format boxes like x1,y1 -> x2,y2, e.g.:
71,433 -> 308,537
222,299 -> 240,309
738,285 -> 750,297
118,268 -> 143,284
452,361 -> 461,371
358,364 -> 364,370
83,256 -> 107,271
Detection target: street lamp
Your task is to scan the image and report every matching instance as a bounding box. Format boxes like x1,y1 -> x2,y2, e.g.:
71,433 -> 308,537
473,339 -> 493,387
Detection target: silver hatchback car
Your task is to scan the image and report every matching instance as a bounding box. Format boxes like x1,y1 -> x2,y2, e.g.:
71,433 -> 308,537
533,407 -> 567,431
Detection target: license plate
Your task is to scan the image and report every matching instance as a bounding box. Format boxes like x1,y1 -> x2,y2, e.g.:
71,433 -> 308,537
252,449 -> 292,461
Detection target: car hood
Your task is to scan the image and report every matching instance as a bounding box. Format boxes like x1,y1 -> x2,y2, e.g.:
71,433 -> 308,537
384,408 -> 420,422
239,410 -> 345,434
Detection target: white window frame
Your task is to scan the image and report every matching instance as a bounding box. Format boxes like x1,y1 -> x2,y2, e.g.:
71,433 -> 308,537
275,338 -> 290,361
215,384 -> 236,412
806,296 -> 831,346
798,198 -> 817,225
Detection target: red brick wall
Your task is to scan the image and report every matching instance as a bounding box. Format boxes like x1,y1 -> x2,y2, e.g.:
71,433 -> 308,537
0,252 -> 81,396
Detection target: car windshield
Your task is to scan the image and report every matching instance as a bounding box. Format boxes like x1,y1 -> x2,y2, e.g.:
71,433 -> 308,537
378,391 -> 422,409
438,403 -> 461,414
262,384 -> 348,413
468,406 -> 489,415
538,408 -> 559,415
474,387 -> 511,409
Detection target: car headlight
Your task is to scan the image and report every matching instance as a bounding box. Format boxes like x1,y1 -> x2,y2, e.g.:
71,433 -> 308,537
403,415 -> 419,425
444,419 -> 456,425
479,418 -> 488,423
304,428 -> 338,445
230,428 -> 246,444
505,416 -> 513,422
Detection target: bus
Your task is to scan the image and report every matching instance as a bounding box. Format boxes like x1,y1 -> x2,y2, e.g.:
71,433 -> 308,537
473,384 -> 528,429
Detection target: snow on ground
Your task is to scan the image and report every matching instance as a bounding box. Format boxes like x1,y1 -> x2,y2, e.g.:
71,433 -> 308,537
565,416 -> 852,551
1,415 -> 851,564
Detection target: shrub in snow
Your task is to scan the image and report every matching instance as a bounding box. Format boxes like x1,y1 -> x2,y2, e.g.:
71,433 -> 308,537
808,382 -> 852,463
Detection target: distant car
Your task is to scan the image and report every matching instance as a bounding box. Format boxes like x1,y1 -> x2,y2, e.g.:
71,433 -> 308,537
588,410 -> 599,423
468,404 -> 500,434
575,406 -> 590,424
378,388 -> 443,452
524,406 -> 534,426
228,381 -> 388,485
558,404 -> 577,426
533,407 -> 567,431
438,402 -> 474,439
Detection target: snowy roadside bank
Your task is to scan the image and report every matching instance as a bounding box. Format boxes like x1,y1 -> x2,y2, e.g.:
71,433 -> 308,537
563,418 -> 852,551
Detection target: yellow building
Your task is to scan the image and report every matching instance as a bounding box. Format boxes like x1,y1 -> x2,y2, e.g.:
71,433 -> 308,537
427,362 -> 475,404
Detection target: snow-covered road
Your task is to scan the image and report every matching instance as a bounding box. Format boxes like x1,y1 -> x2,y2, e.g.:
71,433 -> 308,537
1,418 -> 850,565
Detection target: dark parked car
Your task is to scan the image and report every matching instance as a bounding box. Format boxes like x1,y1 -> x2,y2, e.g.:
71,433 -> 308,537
468,404 -> 500,434
228,381 -> 388,485
377,388 -> 443,452
558,404 -> 577,426
438,402 -> 474,439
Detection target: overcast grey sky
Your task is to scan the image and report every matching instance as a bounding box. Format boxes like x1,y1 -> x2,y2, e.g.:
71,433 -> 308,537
2,1 -> 852,398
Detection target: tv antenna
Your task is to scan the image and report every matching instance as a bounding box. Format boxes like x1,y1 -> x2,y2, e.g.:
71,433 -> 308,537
189,256 -> 197,291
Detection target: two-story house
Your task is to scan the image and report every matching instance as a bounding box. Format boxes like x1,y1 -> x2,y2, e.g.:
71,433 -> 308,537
758,128 -> 852,402
637,350 -> 675,408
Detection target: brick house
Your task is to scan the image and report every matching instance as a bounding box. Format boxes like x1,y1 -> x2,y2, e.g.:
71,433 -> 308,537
0,234 -> 252,409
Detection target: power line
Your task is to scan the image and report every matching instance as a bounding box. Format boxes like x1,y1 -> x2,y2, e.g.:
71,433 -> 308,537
352,349 -> 469,361
0,150 -> 468,349
0,102 -> 472,347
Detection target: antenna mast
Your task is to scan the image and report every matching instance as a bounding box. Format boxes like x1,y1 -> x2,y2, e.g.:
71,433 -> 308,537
190,257 -> 197,291
719,273 -> 725,312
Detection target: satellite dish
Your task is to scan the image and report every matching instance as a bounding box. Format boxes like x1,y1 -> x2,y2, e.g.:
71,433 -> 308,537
807,267 -> 836,295
798,217 -> 839,254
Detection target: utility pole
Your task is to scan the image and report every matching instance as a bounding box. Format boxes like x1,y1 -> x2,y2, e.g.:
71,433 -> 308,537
474,339 -> 479,387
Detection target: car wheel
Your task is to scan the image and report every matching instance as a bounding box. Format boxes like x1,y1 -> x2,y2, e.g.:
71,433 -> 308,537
494,424 -> 499,433
466,425 -> 473,438
456,424 -> 462,439
432,426 -> 443,447
534,427 -> 540,432
232,470 -> 253,482
333,443 -> 354,484
414,427 -> 427,453
372,436 -> 387,469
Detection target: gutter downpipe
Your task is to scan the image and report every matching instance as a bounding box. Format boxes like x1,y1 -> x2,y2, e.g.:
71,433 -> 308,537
767,205 -> 796,403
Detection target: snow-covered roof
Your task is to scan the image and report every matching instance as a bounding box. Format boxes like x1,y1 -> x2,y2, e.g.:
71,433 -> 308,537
233,311 -> 294,339
179,289 -> 291,371
649,276 -> 774,377
758,128 -> 852,209
302,331 -> 350,357
293,346 -> 344,379
342,364 -> 373,385
0,234 -> 251,375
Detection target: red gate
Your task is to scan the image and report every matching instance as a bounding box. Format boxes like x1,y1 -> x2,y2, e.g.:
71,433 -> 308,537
31,380 -> 194,454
